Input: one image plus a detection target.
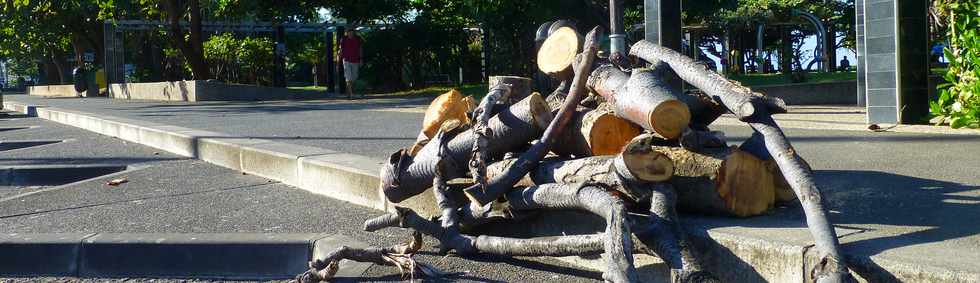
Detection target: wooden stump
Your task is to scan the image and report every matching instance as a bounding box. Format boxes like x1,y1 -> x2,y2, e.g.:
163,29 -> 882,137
537,26 -> 580,80
420,89 -> 472,140
588,65 -> 691,139
653,145 -> 776,217
553,104 -> 643,157
488,76 -> 532,103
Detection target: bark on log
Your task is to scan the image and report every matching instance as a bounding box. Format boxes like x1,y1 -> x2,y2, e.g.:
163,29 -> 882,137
632,184 -> 720,282
631,41 -> 850,281
654,145 -> 776,217
488,76 -> 532,103
299,232 -> 424,283
587,64 -> 691,139
553,104 -> 643,157
681,89 -> 725,130
464,27 -> 603,206
537,26 -> 581,81
740,131 -> 800,203
381,93 -> 553,203
363,202 -> 637,282
470,83 -> 514,197
485,137 -> 673,201
629,40 -> 786,120
504,184 -> 638,283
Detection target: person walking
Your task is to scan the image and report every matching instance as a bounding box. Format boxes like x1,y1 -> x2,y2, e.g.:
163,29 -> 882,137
339,28 -> 363,99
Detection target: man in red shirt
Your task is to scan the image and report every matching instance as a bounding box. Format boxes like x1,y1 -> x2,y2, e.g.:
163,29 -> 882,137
338,29 -> 363,99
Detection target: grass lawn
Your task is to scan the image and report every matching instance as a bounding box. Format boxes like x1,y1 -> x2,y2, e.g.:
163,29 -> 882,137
290,83 -> 490,99
729,71 -> 857,87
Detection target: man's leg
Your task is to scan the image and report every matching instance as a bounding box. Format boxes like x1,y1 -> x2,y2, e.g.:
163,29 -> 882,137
346,81 -> 354,99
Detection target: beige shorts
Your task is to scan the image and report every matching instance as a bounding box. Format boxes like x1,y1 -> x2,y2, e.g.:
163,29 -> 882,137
343,61 -> 360,81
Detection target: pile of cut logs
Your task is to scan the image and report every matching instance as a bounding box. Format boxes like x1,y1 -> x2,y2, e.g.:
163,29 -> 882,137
298,23 -> 854,283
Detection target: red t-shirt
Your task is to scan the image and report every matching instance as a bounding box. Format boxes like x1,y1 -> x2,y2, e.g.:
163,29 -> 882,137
340,35 -> 362,63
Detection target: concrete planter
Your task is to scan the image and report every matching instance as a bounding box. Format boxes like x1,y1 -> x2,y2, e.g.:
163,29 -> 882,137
753,80 -> 858,105
28,85 -> 84,98
108,80 -> 327,102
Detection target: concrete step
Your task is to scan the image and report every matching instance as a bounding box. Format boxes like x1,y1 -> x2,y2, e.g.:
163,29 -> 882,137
5,99 -> 979,283
0,233 -> 370,279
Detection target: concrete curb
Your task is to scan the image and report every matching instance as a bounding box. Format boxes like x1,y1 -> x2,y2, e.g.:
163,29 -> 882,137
5,100 -> 977,282
0,233 -> 371,279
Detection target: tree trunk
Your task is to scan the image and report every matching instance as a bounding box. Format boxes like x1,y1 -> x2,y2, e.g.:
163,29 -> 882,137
488,75 -> 532,103
536,26 -> 580,81
629,40 -> 787,121
654,145 -> 776,217
553,104 -> 643,157
463,27 -> 602,206
587,64 -> 691,139
163,0 -> 211,80
484,136 -> 674,202
630,41 -> 852,281
380,93 -> 553,203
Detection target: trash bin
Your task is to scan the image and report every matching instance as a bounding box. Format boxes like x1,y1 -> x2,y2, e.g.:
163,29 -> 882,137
72,67 -> 88,94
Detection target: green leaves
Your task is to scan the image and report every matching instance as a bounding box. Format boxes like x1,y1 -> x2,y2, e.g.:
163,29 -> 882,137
931,0 -> 980,129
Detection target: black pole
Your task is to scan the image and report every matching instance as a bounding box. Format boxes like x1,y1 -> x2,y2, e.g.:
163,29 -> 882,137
335,25 -> 346,93
273,25 -> 286,87
609,0 -> 626,58
325,27 -> 335,93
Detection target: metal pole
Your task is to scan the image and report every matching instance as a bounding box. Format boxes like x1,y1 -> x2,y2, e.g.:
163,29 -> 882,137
335,25 -> 346,92
325,26 -> 335,94
273,25 -> 287,87
609,0 -> 626,57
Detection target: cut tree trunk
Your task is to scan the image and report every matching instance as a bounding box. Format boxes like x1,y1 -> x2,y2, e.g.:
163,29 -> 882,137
654,145 -> 776,217
739,131 -> 800,203
484,136 -> 674,201
488,76 -> 532,103
680,89 -> 725,130
369,180 -> 641,283
588,65 -> 691,139
537,26 -> 581,81
380,93 -> 553,203
416,89 -> 472,142
628,40 -> 785,120
631,41 -> 850,281
464,27 -> 603,206
553,104 -> 643,157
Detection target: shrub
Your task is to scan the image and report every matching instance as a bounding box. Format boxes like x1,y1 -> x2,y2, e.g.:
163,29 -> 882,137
930,0 -> 980,128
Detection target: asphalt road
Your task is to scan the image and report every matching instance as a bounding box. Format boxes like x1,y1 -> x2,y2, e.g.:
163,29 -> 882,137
6,94 -> 980,281
0,113 -> 604,282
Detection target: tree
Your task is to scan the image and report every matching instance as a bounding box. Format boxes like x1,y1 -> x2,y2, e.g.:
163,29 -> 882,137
159,0 -> 211,80
1,0 -> 105,83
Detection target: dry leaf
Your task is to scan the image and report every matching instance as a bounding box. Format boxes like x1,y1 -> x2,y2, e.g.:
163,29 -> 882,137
106,178 -> 128,186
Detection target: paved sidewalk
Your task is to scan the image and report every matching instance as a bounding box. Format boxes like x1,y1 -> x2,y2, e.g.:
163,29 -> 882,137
5,94 -> 980,282
0,114 -> 604,282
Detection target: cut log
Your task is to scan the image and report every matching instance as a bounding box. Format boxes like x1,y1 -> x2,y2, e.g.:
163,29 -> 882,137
680,89 -> 725,130
485,137 -> 673,201
739,131 -> 800,204
420,89 -> 472,140
588,65 -> 691,139
465,27 -> 603,206
553,104 -> 643,157
652,145 -> 776,217
488,76 -> 532,103
631,42 -> 851,281
537,26 -> 581,80
380,93 -> 553,203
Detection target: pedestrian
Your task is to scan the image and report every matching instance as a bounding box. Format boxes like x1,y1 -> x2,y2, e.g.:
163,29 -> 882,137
839,56 -> 850,72
339,28 -> 363,99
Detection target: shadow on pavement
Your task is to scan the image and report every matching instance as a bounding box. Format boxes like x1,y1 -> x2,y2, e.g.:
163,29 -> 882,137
692,169 -> 980,280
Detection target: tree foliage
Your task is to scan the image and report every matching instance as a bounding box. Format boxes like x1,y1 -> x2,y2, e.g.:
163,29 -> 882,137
930,0 -> 980,128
